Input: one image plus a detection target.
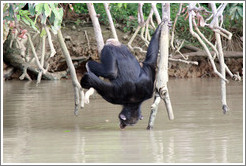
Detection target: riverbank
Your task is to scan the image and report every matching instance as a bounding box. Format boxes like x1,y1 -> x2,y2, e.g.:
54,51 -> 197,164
3,20 -> 243,81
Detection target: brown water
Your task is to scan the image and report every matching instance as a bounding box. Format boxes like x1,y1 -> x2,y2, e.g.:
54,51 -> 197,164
2,78 -> 244,163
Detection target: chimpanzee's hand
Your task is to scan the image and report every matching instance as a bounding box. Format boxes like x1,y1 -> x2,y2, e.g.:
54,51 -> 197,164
81,73 -> 92,89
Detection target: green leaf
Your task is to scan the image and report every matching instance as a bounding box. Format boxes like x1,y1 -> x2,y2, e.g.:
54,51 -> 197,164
41,14 -> 47,24
21,17 -> 30,25
57,8 -> 63,20
3,16 -> 14,21
16,14 -> 20,21
31,22 -> 39,32
49,3 -> 56,10
35,3 -> 44,16
118,3 -> 122,8
29,3 -> 35,16
19,10 -> 29,16
236,6 -> 243,17
44,3 -> 51,17
49,11 -> 55,24
124,3 -> 127,9
9,4 -> 13,18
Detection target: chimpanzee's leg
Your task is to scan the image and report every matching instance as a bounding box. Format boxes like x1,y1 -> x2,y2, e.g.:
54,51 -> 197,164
87,46 -> 118,80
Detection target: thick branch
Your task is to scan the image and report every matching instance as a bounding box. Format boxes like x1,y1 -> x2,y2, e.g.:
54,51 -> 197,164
87,3 -> 104,53
104,3 -> 118,41
152,3 -> 161,24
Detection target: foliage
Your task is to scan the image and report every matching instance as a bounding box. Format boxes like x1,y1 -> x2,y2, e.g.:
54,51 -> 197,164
226,3 -> 243,20
72,3 -> 87,14
4,3 -> 243,47
3,3 -> 64,34
71,3 -> 160,32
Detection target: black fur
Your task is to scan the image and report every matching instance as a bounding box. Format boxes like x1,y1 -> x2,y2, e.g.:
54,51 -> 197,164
81,22 -> 164,129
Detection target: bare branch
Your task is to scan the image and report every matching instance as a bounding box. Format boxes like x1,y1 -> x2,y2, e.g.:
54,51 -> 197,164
169,58 -> 198,65
84,30 -> 90,49
188,6 -> 228,82
19,66 -> 32,81
138,3 -> 145,26
36,33 -> 46,84
171,3 -> 183,50
128,25 -> 141,51
45,26 -> 56,58
57,29 -> 84,115
211,3 -> 229,113
104,3 -> 118,41
27,33 -> 47,74
207,3 -> 232,40
87,3 -> 104,53
152,3 -> 161,24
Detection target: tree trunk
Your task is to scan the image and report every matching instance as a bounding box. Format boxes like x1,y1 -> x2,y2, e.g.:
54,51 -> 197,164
87,3 -> 104,53
147,3 -> 174,130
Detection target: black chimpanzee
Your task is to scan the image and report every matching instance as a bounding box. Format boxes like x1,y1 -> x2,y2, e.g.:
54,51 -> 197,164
81,22 -> 164,129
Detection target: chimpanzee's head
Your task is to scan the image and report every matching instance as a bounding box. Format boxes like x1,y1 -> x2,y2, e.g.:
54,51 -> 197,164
118,105 -> 143,129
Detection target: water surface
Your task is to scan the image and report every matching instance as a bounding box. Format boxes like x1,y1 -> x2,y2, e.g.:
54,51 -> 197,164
3,78 -> 244,163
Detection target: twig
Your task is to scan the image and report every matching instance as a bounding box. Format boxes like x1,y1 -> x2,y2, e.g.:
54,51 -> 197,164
193,18 -> 219,58
140,26 -> 149,46
84,30 -> 90,49
145,8 -> 154,41
37,32 -> 46,85
174,39 -> 188,60
169,57 -> 198,65
207,3 -> 232,40
171,3 -> 183,50
128,25 -> 141,51
188,6 -> 228,82
45,26 -> 56,58
19,65 -> 32,81
27,33 -> 48,74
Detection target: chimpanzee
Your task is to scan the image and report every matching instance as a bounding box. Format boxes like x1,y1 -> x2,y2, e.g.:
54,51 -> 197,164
81,22 -> 164,129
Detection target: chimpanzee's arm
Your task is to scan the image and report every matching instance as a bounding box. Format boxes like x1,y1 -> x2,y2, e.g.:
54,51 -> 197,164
81,72 -> 116,103
87,45 -> 118,80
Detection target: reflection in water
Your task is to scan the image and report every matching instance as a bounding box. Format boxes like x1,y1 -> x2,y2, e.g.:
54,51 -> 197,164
3,79 -> 244,163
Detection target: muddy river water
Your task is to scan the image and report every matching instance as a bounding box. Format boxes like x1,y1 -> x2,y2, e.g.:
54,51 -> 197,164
2,78 -> 244,163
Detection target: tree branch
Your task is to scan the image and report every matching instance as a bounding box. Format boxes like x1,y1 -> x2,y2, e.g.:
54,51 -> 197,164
104,3 -> 118,41
57,29 -> 84,115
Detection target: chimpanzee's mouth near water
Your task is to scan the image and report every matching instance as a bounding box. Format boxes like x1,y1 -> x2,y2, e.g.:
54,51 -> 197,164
120,123 -> 127,129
